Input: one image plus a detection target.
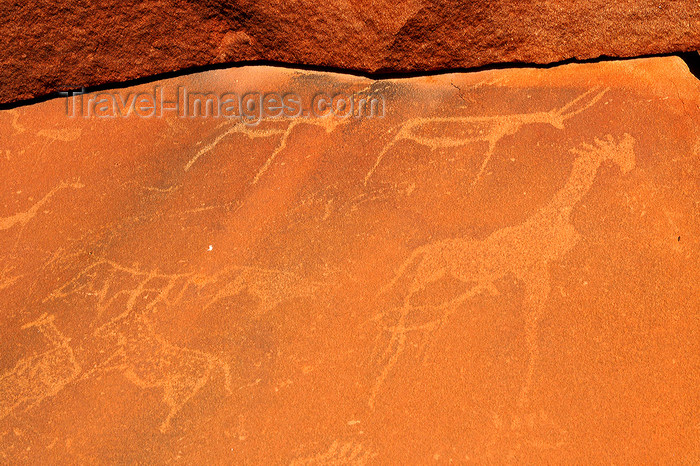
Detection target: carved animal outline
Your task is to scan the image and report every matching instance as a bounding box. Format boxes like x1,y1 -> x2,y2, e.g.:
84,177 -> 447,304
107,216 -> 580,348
46,256 -> 321,322
0,314 -> 80,421
369,133 -> 636,409
202,265 -> 321,317
91,306 -> 233,433
46,258 -> 321,432
80,268 -> 231,433
184,116 -> 346,185
364,87 -> 608,186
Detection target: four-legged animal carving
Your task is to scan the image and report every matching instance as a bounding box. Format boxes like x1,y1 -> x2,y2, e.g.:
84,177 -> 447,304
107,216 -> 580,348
364,87 -> 608,187
203,265 -> 321,317
91,306 -> 233,433
0,314 -> 80,421
370,134 -> 636,409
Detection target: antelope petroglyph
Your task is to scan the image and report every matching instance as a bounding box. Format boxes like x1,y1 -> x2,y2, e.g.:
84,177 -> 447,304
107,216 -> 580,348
184,117 -> 346,184
90,307 -> 234,433
364,87 -> 609,186
41,257 -> 319,432
0,314 -> 80,421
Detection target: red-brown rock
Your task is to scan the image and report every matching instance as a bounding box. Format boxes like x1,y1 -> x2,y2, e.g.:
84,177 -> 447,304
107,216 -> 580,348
1,0 -> 700,104
0,56 -> 699,462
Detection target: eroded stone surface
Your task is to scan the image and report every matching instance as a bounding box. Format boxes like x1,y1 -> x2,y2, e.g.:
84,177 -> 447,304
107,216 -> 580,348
0,57 -> 699,462
1,1 -> 700,104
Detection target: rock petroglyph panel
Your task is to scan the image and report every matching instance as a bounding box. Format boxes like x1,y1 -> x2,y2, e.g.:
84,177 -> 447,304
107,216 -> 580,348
0,57 -> 698,462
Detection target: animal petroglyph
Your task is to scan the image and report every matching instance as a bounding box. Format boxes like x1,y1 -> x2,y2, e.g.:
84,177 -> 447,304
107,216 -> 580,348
43,258 -> 195,324
369,133 -> 636,409
46,257 -> 320,323
290,440 -> 375,465
202,266 -> 321,317
90,305 -> 234,433
364,87 -> 608,186
184,121 -> 288,172
0,180 -> 84,232
0,314 -> 80,421
185,117 -> 345,185
250,120 -> 301,185
43,257 -> 320,432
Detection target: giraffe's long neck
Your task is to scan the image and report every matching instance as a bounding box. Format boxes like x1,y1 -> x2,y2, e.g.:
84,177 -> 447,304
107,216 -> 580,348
542,153 -> 604,221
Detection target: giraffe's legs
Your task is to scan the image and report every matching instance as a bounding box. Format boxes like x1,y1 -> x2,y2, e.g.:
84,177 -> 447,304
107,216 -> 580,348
415,279 -> 499,363
369,274 -> 494,407
517,267 -> 551,409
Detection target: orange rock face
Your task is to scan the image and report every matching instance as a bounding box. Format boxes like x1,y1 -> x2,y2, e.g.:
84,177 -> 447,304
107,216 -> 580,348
0,57 -> 699,462
2,1 -> 700,104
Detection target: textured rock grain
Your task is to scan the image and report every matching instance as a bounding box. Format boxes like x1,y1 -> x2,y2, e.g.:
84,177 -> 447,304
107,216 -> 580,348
1,1 -> 700,104
0,57 -> 699,462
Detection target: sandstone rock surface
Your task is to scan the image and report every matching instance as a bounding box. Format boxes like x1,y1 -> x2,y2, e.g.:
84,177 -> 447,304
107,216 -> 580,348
2,1 -> 700,104
0,57 -> 699,462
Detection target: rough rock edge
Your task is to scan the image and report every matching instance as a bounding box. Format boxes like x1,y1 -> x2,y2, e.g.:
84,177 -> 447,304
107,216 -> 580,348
1,0 -> 699,105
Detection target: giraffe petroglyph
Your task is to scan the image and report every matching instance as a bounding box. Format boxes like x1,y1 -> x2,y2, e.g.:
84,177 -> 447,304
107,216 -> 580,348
0,314 -> 80,421
369,133 -> 636,409
363,87 -> 609,186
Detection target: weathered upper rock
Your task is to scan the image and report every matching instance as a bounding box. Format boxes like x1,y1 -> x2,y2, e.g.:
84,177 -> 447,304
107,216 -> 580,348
1,0 -> 700,104
0,57 -> 698,462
